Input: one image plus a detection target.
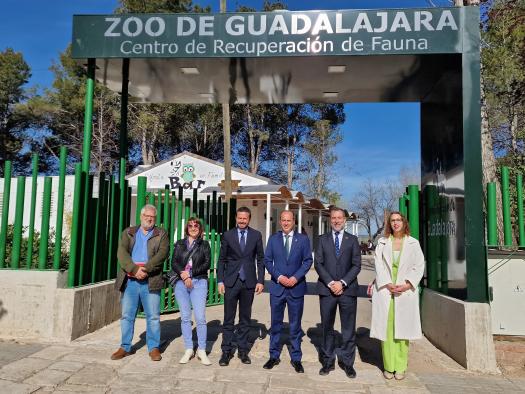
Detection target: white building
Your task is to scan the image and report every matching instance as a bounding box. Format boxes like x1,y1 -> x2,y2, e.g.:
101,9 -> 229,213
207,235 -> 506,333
127,151 -> 332,247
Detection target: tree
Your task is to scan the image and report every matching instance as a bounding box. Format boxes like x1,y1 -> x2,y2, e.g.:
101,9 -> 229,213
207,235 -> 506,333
352,168 -> 419,240
30,46 -> 122,174
301,119 -> 343,204
116,0 -> 209,13
481,0 -> 525,244
0,48 -> 31,175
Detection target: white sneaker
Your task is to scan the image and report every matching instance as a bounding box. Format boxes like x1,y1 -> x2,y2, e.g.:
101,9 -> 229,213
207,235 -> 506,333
196,349 -> 212,366
179,349 -> 194,364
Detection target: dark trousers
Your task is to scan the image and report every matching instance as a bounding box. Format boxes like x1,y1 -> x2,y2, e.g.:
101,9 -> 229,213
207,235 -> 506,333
269,291 -> 305,361
221,277 -> 254,353
319,294 -> 357,366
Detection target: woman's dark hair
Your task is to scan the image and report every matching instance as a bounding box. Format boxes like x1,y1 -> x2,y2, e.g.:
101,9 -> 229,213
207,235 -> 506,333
384,211 -> 410,237
185,217 -> 204,238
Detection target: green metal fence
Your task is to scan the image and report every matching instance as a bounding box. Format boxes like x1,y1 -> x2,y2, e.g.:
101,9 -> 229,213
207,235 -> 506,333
0,153 -> 227,313
486,166 -> 525,249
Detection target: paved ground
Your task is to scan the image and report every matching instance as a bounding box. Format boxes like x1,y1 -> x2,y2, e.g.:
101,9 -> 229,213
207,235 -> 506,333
1,257 -> 524,393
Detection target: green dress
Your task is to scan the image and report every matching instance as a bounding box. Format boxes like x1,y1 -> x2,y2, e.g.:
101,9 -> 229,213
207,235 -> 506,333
381,245 -> 409,373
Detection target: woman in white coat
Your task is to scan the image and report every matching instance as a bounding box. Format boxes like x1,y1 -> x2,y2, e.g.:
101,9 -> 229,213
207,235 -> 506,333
370,211 -> 425,380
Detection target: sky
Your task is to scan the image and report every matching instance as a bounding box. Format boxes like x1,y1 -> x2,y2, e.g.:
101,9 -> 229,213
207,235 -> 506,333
1,0 -> 450,206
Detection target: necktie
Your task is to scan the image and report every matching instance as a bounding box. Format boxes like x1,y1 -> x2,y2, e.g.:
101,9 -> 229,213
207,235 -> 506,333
240,230 -> 246,252
239,230 -> 246,281
335,231 -> 340,257
285,235 -> 290,258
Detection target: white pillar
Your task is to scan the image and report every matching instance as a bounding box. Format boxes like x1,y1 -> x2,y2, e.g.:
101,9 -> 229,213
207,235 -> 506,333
285,200 -> 289,210
266,193 -> 271,244
298,203 -> 302,233
318,210 -> 322,236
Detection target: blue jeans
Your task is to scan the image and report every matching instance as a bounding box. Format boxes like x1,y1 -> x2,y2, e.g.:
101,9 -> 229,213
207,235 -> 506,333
120,278 -> 161,353
174,278 -> 208,350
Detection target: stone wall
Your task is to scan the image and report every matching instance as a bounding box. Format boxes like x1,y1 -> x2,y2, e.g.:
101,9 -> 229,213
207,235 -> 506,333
0,270 -> 120,341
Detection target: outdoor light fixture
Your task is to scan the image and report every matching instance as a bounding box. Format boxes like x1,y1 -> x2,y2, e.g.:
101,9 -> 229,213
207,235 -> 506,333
328,65 -> 346,73
323,92 -> 339,98
180,67 -> 199,74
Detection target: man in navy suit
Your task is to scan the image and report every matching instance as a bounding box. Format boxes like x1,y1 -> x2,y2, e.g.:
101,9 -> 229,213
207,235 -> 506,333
217,206 -> 265,366
315,207 -> 361,378
263,210 -> 313,373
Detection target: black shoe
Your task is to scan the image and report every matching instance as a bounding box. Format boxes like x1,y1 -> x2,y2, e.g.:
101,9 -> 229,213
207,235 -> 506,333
319,363 -> 335,376
263,358 -> 280,369
290,360 -> 304,373
219,352 -> 233,366
339,362 -> 356,379
238,351 -> 251,364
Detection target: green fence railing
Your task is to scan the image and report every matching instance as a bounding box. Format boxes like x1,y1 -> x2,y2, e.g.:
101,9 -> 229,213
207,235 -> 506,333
0,153 -> 228,313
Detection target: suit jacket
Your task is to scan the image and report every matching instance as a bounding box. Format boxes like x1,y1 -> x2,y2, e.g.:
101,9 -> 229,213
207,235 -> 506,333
217,226 -> 265,289
315,231 -> 362,296
264,231 -> 313,298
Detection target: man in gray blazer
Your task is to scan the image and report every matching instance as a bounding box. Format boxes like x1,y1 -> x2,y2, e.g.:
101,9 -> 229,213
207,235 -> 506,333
315,207 -> 361,378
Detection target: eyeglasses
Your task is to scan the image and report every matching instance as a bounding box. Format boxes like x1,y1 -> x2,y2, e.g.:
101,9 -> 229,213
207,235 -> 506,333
187,223 -> 200,229
390,218 -> 403,222
142,214 -> 156,219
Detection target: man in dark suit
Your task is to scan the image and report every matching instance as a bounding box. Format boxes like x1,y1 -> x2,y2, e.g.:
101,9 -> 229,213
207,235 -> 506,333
315,207 -> 362,378
217,206 -> 265,366
263,210 -> 313,373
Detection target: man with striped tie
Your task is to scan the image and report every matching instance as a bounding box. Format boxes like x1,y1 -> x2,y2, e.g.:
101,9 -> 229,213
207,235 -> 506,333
314,207 -> 362,378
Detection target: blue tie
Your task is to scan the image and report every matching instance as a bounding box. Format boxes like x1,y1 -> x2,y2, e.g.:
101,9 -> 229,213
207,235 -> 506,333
335,231 -> 340,257
239,230 -> 246,281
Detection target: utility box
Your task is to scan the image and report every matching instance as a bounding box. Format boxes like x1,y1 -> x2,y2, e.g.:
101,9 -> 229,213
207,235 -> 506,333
488,250 -> 525,335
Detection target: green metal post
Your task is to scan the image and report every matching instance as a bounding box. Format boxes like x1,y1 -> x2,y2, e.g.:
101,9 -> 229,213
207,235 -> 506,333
81,59 -> 95,173
53,146 -> 67,269
163,186 -> 170,229
407,185 -> 419,240
107,176 -> 116,279
118,158 -> 127,235
79,175 -> 93,284
209,229 -> 216,303
38,177 -> 52,269
206,195 -> 211,226
11,176 -> 26,269
517,173 -> 525,248
136,176 -> 147,224
156,190 -> 162,227
198,200 -> 205,222
177,188 -> 183,241
398,195 -> 407,217
486,182 -> 498,247
192,188 -> 198,216
169,192 -> 177,309
212,191 -> 217,231
424,185 -> 439,290
501,166 -> 512,246
217,196 -> 222,233
68,164 -> 83,286
91,173 -> 105,282
185,198 -> 191,223
0,161 -> 12,267
26,154 -> 38,268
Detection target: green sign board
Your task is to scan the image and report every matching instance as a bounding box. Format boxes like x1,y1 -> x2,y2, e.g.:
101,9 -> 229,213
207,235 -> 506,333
72,8 -> 463,58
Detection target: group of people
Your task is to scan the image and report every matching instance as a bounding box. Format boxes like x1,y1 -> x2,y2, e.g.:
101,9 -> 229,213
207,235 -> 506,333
111,203 -> 425,381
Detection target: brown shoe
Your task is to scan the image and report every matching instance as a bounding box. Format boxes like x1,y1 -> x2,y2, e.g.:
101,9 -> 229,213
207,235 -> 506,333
149,348 -> 162,361
111,348 -> 132,360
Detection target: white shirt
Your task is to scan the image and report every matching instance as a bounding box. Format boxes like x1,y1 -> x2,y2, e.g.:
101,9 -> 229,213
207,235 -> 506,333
283,230 -> 294,246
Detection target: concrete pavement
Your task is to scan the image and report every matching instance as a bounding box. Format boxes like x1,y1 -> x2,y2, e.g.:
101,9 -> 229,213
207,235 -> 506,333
0,257 -> 524,393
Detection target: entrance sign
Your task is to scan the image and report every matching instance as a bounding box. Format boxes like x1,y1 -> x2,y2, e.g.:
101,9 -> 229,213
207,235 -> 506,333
72,9 -> 462,58
70,6 -> 487,302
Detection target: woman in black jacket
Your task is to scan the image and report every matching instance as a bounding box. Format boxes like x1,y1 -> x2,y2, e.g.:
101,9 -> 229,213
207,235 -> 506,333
170,217 -> 211,365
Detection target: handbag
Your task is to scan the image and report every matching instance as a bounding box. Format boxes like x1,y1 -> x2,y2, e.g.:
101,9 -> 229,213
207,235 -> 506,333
165,242 -> 200,287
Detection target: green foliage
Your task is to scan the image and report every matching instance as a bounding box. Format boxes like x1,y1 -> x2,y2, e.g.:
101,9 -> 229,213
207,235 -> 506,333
482,0 -> 525,171
0,48 -> 32,175
2,225 -> 69,270
116,0 -> 210,13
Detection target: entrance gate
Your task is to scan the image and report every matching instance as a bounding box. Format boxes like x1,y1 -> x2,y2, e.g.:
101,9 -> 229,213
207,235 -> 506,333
70,7 -> 485,302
